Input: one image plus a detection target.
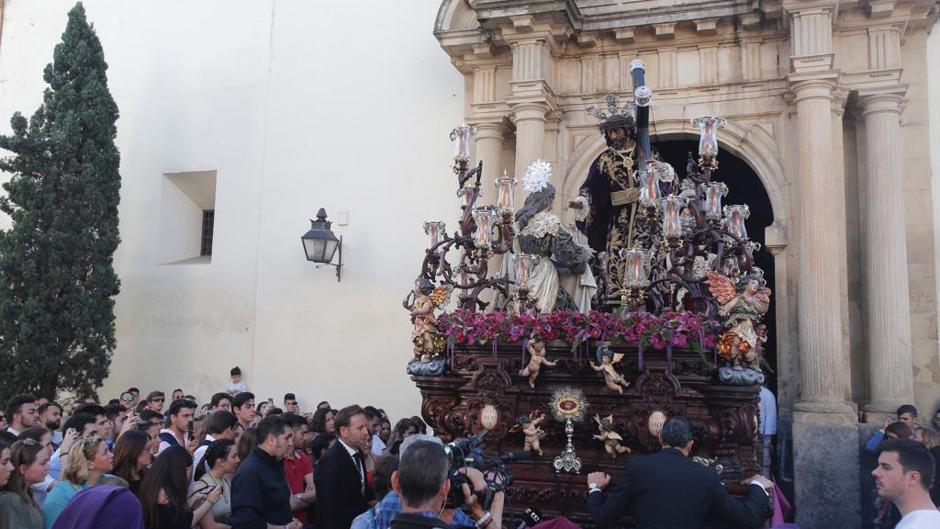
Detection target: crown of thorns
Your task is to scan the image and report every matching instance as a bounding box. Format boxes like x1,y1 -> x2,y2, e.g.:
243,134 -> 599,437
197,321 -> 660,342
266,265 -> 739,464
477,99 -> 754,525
587,93 -> 636,132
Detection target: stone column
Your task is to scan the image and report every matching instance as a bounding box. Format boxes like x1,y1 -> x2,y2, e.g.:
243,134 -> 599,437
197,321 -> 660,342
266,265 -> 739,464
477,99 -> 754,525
504,32 -> 556,208
511,102 -> 548,184
792,77 -> 852,409
858,88 -> 914,415
472,122 -> 506,194
789,75 -> 861,529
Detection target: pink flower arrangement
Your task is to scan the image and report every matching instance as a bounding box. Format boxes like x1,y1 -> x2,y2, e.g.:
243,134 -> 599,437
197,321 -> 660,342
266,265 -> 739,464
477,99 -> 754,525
436,309 -> 722,351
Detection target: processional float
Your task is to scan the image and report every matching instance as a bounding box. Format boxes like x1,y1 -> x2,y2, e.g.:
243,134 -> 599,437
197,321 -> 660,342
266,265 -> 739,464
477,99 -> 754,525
402,60 -> 771,525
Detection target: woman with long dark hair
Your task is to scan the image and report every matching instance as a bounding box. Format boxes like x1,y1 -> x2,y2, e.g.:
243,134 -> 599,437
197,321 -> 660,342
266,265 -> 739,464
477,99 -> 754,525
138,446 -> 219,529
0,440 -> 12,489
112,430 -> 153,495
189,439 -> 238,528
0,439 -> 48,529
309,408 -> 335,435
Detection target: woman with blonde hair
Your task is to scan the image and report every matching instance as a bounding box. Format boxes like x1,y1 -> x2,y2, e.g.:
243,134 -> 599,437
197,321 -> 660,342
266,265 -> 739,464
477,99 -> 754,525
0,439 -> 48,529
42,437 -> 113,529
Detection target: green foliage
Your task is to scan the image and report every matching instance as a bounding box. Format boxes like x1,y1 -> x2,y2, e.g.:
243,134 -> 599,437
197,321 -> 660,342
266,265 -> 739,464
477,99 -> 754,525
0,2 -> 121,402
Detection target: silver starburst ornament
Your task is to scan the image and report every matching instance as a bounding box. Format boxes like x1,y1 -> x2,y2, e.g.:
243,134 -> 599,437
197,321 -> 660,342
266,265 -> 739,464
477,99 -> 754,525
549,387 -> 588,474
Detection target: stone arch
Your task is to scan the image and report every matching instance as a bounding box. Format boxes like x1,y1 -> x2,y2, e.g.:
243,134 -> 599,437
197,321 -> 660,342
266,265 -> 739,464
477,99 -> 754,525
434,0 -> 480,34
560,119 -> 789,227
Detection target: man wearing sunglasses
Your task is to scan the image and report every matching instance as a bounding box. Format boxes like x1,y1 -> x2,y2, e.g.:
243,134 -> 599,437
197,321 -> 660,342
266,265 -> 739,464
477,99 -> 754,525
144,391 -> 166,413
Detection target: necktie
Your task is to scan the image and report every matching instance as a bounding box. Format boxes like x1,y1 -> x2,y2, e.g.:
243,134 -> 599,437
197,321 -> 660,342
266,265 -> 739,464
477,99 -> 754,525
353,451 -> 365,492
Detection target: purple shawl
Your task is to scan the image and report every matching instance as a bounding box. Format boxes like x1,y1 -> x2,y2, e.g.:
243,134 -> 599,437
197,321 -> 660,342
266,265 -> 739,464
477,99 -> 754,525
50,485 -> 144,529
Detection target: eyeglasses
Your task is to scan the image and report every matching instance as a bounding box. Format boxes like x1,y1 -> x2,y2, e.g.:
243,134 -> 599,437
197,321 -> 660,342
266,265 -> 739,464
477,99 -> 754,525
121,395 -> 134,402
151,398 -> 164,403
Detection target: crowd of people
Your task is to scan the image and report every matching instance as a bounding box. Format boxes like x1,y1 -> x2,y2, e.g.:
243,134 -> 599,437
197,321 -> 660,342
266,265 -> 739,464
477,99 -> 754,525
0,368 -> 937,529
0,366 -> 502,529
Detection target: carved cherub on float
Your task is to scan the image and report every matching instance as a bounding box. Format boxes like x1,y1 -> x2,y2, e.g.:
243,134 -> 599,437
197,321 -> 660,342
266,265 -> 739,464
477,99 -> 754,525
593,414 -> 631,459
519,338 -> 558,389
511,411 -> 547,456
706,270 -> 771,385
403,276 -> 451,376
590,345 -> 630,394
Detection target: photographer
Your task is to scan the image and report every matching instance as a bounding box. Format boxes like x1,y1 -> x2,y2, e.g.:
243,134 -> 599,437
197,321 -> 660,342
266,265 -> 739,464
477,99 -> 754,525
388,437 -> 503,529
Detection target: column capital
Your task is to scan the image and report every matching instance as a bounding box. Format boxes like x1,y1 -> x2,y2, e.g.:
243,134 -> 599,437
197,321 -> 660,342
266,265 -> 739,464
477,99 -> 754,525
787,73 -> 838,104
470,120 -> 508,139
857,86 -> 907,117
509,101 -> 551,123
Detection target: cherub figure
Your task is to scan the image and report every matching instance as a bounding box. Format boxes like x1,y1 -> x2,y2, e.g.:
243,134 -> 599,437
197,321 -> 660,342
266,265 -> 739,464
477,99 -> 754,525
593,414 -> 631,459
706,271 -> 771,371
405,277 -> 451,361
591,347 -> 630,394
519,339 -> 557,389
511,411 -> 547,456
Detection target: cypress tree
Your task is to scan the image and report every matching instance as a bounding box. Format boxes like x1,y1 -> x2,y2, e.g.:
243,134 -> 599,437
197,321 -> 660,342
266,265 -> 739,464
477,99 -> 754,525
0,2 -> 121,401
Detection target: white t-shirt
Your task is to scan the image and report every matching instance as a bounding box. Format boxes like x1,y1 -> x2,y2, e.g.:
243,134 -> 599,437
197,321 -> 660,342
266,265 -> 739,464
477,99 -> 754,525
371,434 -> 387,456
758,386 -> 777,436
896,508 -> 940,529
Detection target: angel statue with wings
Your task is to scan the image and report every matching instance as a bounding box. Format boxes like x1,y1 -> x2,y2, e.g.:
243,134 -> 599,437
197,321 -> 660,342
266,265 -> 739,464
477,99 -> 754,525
593,414 -> 631,459
406,276 -> 451,361
591,346 -> 630,394
706,270 -> 771,381
512,411 -> 547,456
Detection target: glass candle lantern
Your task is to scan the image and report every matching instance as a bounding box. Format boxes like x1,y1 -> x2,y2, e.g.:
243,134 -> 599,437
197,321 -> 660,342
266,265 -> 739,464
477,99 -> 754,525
723,204 -> 750,240
458,186 -> 479,209
648,160 -> 676,183
472,207 -> 497,248
621,248 -> 652,289
691,116 -> 726,160
702,182 -> 728,220
494,171 -> 516,214
450,124 -> 476,162
514,254 -> 540,289
639,165 -> 661,208
661,196 -> 688,238
423,221 -> 446,250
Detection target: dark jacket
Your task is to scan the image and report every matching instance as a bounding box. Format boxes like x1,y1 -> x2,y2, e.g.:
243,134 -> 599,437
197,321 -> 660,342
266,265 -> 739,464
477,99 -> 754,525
390,513 -> 460,529
587,448 -> 770,529
230,447 -> 293,529
930,446 -> 940,506
315,441 -> 375,529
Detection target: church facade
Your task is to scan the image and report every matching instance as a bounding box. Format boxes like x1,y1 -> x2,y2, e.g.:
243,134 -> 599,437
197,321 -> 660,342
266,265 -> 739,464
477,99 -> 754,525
435,1 -> 938,525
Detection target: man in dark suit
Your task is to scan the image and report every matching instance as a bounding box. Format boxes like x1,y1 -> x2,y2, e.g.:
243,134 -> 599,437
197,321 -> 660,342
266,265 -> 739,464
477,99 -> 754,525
586,416 -> 773,529
315,404 -> 374,529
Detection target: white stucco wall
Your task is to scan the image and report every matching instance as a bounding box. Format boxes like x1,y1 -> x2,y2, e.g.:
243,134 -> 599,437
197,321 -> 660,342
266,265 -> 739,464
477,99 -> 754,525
0,0 -> 464,421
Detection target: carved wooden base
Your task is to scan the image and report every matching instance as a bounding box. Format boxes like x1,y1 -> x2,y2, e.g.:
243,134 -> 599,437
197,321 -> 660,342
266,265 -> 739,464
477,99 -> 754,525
413,342 -> 760,527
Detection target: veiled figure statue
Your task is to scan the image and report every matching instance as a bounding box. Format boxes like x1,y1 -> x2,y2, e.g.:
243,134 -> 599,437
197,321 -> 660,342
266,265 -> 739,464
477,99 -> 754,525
512,160 -> 591,313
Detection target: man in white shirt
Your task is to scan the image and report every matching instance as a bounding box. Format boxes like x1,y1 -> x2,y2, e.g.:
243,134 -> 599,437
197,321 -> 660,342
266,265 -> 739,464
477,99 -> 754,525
758,385 -> 777,477
364,406 -> 387,456
192,410 -> 238,483
873,438 -> 940,528
157,399 -> 196,455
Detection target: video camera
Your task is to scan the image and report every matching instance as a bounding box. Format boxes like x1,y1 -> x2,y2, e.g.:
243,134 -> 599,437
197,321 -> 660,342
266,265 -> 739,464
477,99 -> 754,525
444,430 -> 534,510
